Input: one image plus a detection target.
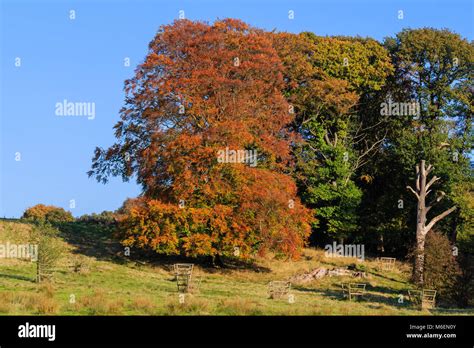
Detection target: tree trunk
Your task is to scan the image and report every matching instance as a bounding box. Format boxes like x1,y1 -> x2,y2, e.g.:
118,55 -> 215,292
450,210 -> 460,243
413,179 -> 427,285
378,234 -> 385,254
211,254 -> 225,268
414,231 -> 426,285
407,160 -> 456,286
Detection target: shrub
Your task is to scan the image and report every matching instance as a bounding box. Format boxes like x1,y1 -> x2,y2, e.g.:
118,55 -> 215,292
30,223 -> 64,283
70,255 -> 90,274
421,230 -> 461,304
451,254 -> 474,307
23,204 -> 74,223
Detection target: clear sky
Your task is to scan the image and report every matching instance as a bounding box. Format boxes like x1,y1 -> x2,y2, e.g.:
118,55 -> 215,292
1,0 -> 473,218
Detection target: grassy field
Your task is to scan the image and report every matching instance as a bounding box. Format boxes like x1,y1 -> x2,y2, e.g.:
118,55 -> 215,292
0,220 -> 472,316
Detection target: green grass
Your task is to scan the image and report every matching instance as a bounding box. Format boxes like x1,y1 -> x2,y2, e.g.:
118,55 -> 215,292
0,220 -> 472,316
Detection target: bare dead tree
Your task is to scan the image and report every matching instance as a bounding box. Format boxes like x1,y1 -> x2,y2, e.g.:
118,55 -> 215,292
406,160 -> 457,286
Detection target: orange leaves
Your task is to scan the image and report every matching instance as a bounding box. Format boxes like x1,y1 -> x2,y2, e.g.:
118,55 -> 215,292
117,182 -> 313,259
22,204 -> 74,223
213,18 -> 250,33
118,199 -> 181,255
182,234 -> 216,258
303,78 -> 359,117
236,168 -> 314,259
93,19 -> 313,260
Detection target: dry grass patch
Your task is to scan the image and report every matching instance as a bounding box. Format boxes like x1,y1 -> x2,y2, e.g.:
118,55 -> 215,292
74,289 -> 124,315
0,221 -> 32,243
216,298 -> 263,315
164,294 -> 210,315
0,289 -> 59,314
129,296 -> 156,314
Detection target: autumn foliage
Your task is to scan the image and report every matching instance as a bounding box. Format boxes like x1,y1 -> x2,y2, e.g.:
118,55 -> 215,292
90,19 -> 313,259
22,204 -> 74,223
118,170 -> 311,259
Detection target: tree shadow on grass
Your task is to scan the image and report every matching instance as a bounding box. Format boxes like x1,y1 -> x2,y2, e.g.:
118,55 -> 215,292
294,282 -> 414,309
366,269 -> 407,284
358,284 -> 414,309
292,284 -> 345,301
431,307 -> 474,315
369,285 -> 407,296
0,273 -> 35,283
55,221 -> 271,273
320,259 -> 408,285
56,222 -> 124,263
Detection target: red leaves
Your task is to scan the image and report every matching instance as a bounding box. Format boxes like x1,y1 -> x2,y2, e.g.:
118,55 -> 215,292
96,19 -> 314,259
116,166 -> 313,260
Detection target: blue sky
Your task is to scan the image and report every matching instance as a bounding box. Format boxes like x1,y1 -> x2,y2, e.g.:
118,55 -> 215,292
1,0 -> 473,218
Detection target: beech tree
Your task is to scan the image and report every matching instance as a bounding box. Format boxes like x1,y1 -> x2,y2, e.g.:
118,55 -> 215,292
407,160 -> 457,285
89,19 -> 312,260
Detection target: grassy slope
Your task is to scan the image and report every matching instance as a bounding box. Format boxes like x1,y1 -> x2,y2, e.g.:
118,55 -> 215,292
0,220 -> 471,315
